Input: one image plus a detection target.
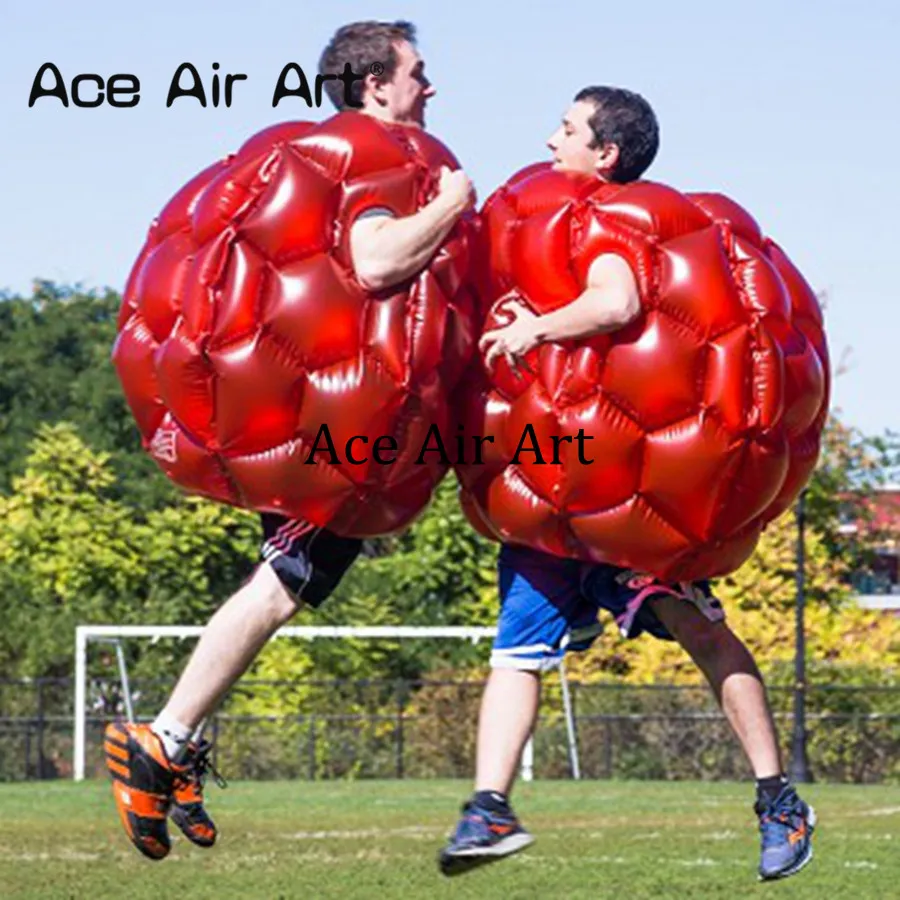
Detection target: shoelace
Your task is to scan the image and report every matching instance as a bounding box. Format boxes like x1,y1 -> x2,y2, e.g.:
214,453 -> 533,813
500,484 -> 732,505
758,802 -> 801,848
191,740 -> 228,790
462,804 -> 511,829
173,741 -> 227,795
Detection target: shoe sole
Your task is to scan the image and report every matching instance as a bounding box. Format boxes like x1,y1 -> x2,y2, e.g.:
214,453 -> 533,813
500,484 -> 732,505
759,804 -> 817,881
439,832 -> 535,877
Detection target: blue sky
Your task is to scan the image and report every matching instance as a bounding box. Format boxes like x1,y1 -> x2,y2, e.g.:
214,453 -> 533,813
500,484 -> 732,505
2,0 -> 898,437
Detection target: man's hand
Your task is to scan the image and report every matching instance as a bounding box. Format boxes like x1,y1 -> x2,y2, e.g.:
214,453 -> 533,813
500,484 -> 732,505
436,166 -> 475,216
479,300 -> 540,375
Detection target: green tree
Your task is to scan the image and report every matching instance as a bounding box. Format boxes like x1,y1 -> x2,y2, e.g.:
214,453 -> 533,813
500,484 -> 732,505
0,423 -> 257,680
0,423 -> 145,676
0,282 -> 174,512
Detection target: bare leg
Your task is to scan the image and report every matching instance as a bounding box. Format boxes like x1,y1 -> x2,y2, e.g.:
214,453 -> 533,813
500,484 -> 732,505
474,668 -> 541,796
160,562 -> 299,731
439,666 -> 540,873
650,596 -> 782,778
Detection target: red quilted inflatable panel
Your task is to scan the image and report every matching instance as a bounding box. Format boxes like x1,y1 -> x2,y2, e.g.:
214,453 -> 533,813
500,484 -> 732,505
113,112 -> 476,535
455,164 -> 829,580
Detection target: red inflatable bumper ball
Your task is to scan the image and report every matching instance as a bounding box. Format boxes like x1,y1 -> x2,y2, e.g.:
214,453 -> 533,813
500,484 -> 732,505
455,164 -> 829,580
113,113 -> 476,535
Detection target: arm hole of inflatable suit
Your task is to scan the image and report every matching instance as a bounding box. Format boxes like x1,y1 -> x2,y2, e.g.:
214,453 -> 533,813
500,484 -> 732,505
348,208 -> 396,290
354,206 -> 395,223
586,253 -> 641,322
587,252 -> 636,292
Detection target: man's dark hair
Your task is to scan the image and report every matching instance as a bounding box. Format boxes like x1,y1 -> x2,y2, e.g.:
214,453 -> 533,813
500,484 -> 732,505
574,86 -> 659,182
318,20 -> 417,110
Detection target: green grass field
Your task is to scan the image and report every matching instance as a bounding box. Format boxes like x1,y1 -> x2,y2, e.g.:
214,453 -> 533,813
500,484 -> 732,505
1,780 -> 898,899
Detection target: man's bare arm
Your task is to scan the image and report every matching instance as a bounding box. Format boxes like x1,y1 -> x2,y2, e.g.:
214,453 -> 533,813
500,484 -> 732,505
349,167 -> 474,291
530,254 -> 640,341
479,254 -> 641,372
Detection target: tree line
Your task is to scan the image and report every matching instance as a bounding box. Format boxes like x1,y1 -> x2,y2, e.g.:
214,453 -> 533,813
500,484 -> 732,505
1,282 -> 897,695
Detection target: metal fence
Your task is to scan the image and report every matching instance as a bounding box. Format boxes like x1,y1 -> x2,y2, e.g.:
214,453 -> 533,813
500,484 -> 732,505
2,677 -> 899,783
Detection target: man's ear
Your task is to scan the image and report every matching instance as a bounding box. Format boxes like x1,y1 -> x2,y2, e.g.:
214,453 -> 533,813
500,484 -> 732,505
363,72 -> 387,106
595,142 -> 620,180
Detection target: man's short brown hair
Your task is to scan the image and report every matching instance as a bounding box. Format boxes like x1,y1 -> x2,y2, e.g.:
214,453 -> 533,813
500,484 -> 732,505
318,20 -> 417,110
574,86 -> 659,183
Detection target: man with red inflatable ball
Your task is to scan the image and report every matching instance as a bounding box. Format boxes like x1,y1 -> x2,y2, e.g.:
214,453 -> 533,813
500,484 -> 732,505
104,20 -> 475,861
439,88 -> 819,882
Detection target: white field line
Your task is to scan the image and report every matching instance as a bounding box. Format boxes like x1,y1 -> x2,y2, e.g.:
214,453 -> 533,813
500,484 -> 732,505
0,849 -> 103,862
278,825 -> 445,840
519,854 -> 746,868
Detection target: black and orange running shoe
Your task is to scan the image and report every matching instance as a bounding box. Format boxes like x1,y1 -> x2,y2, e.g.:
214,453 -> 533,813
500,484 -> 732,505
103,722 -> 186,860
169,739 -> 225,848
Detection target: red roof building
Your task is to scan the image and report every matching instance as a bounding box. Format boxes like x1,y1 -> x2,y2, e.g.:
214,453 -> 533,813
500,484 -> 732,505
844,486 -> 900,607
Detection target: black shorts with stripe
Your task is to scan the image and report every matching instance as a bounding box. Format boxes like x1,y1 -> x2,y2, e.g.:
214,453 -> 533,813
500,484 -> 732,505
259,513 -> 362,607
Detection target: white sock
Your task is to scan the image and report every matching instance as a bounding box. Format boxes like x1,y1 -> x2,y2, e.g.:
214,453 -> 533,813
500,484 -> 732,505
151,711 -> 192,763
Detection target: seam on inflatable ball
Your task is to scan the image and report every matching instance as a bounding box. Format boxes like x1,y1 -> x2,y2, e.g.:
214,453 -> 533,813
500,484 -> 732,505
723,220 -> 765,436
252,261 -> 272,343
708,435 -> 750,541
205,325 -> 260,354
509,464 -> 561,515
212,451 -> 246,507
288,145 -> 335,183
598,388 -> 644,432
401,276 -> 422,385
234,229 -> 272,272
231,165 -> 273,230
639,492 -> 703,548
274,237 -> 334,269
256,325 -> 312,376
200,229 -> 237,318
585,202 -> 657,304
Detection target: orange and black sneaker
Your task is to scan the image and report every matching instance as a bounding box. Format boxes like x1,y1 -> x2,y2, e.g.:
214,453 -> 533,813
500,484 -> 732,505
103,722 -> 186,861
169,739 -> 226,848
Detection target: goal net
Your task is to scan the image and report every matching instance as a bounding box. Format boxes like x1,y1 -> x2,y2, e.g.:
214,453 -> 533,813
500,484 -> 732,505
74,625 -> 580,782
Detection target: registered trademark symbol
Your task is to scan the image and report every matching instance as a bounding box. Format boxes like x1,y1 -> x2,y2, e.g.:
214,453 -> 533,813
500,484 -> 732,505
370,62 -> 384,77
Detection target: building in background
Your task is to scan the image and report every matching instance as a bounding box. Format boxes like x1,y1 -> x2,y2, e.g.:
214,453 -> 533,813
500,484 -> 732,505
844,485 -> 900,609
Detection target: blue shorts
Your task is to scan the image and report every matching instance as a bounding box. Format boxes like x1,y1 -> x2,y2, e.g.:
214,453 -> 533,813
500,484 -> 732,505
490,545 -> 725,671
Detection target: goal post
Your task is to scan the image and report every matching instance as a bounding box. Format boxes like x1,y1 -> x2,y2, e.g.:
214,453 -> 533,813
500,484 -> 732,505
73,624 -> 580,783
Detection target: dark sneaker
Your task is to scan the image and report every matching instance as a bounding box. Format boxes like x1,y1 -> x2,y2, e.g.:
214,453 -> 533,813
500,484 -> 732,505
756,785 -> 816,880
169,739 -> 226,848
438,800 -> 534,876
104,722 -> 188,860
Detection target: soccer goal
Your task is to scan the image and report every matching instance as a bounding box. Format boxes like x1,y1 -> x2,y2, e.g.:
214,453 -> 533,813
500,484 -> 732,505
73,624 -> 581,783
